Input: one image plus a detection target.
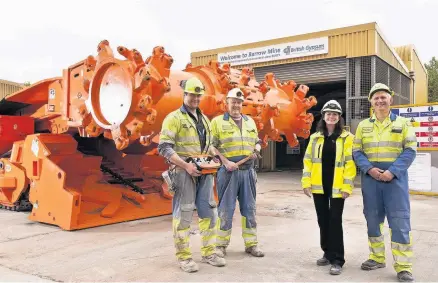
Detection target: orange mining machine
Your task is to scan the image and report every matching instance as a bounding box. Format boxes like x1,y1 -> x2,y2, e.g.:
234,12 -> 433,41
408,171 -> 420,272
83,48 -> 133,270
0,40 -> 317,230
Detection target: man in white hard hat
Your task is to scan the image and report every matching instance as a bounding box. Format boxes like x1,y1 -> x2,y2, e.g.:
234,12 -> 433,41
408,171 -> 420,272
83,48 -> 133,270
210,88 -> 264,258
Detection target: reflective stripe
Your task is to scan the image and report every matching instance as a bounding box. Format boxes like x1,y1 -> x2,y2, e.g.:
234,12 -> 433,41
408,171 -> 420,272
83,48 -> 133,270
243,228 -> 256,235
243,236 -> 257,243
222,145 -> 254,153
174,145 -> 200,152
312,185 -> 341,195
344,179 -> 354,185
366,152 -> 400,159
220,136 -> 257,144
202,235 -> 216,247
173,219 -> 192,260
393,255 -> 413,263
312,158 -> 322,163
303,172 -> 311,177
392,242 -> 413,253
352,148 -> 361,153
369,235 -> 384,243
177,136 -> 200,143
311,185 -> 323,190
370,245 -> 385,254
335,161 -> 345,167
363,141 -> 403,149
404,137 -> 417,143
304,153 -> 312,159
345,155 -> 353,161
217,239 -> 229,246
217,228 -> 231,246
354,138 -> 362,144
311,137 -> 318,160
218,229 -> 231,237
161,129 -> 176,139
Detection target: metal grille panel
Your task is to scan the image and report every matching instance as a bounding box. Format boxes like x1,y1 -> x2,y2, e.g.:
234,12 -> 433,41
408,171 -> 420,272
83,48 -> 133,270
375,57 -> 389,86
346,57 -> 371,133
253,57 -> 347,85
346,55 -> 411,134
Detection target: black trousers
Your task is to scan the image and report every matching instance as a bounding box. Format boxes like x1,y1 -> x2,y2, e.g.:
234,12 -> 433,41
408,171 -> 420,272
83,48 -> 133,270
313,193 -> 345,266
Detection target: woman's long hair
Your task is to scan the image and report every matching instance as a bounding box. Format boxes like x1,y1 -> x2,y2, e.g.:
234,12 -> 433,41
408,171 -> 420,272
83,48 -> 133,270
316,114 -> 345,136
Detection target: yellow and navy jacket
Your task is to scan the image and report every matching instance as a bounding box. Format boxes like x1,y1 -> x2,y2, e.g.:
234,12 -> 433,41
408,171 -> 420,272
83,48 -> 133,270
352,112 -> 417,178
301,129 -> 357,197
211,113 -> 260,162
158,105 -> 212,158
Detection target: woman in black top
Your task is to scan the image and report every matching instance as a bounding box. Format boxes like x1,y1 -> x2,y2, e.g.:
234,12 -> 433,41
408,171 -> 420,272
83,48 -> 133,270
301,100 -> 357,275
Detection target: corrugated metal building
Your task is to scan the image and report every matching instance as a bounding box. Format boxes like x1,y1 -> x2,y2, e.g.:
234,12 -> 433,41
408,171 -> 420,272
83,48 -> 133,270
191,22 -> 429,171
0,79 -> 24,99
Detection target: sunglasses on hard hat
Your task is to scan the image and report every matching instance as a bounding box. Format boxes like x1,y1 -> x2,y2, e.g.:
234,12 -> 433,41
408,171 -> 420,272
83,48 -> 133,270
236,91 -> 243,97
326,103 -> 341,110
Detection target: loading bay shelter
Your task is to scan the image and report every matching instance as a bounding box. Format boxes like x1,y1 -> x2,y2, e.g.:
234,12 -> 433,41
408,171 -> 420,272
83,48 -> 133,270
191,22 -> 429,171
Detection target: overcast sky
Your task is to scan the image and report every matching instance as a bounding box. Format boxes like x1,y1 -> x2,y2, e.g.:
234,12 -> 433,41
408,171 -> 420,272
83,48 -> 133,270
0,0 -> 435,84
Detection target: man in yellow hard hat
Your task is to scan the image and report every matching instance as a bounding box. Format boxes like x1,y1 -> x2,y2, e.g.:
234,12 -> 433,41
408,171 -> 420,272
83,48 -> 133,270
158,77 -> 226,273
353,83 -> 417,282
210,88 -> 264,258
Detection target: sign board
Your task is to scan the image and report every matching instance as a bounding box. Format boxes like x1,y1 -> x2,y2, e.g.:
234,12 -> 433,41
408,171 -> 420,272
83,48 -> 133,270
390,104 -> 438,151
407,152 -> 432,192
217,37 -> 329,66
286,144 -> 300,155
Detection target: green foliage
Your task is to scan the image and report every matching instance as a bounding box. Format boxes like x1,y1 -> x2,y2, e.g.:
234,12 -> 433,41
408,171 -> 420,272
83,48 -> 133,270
425,57 -> 438,102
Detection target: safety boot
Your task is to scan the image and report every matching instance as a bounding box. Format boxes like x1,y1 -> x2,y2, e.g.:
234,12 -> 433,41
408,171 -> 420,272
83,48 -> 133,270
245,245 -> 265,257
361,259 -> 386,270
178,258 -> 199,273
216,246 -> 227,258
329,264 -> 342,275
397,271 -> 414,282
201,253 -> 226,267
317,256 -> 330,266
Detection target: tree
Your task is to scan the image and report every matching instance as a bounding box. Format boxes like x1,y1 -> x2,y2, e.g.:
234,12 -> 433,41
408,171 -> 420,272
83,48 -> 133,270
425,57 -> 438,102
23,81 -> 31,87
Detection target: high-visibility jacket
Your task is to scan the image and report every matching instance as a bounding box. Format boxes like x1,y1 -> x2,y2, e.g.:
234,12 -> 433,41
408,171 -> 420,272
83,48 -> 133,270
352,113 -> 417,274
159,106 -> 212,158
301,130 -> 357,197
352,112 -> 417,170
211,113 -> 259,161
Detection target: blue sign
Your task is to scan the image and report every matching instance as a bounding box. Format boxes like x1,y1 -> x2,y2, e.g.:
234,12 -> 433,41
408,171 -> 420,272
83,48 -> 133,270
420,111 -> 438,117
400,112 -> 420,118
391,109 -> 400,115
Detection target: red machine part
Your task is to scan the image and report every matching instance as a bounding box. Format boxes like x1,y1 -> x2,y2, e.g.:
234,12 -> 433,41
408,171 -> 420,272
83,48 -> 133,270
0,116 -> 34,154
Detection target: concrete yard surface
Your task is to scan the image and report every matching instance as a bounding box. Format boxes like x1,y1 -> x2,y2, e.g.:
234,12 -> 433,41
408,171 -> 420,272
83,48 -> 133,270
0,171 -> 437,282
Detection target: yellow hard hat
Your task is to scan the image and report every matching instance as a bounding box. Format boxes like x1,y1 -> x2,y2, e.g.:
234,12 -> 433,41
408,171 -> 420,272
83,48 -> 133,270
226,88 -> 244,101
181,77 -> 205,95
368,83 -> 393,101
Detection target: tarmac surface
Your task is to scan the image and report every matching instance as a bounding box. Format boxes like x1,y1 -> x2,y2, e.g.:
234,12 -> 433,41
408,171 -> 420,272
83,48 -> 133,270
0,171 -> 437,282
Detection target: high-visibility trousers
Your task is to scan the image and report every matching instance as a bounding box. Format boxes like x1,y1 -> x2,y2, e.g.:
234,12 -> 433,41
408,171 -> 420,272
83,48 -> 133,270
171,167 -> 218,260
361,162 -> 413,273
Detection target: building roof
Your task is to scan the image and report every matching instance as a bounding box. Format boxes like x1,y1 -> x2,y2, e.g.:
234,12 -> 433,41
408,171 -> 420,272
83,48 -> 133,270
191,22 -> 414,77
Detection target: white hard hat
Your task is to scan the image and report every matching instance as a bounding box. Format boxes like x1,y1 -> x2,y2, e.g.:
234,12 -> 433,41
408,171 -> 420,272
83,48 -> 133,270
226,88 -> 244,101
321,100 -> 342,115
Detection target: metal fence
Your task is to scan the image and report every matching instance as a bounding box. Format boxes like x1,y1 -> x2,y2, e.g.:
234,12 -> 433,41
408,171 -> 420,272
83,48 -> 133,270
346,55 -> 411,134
